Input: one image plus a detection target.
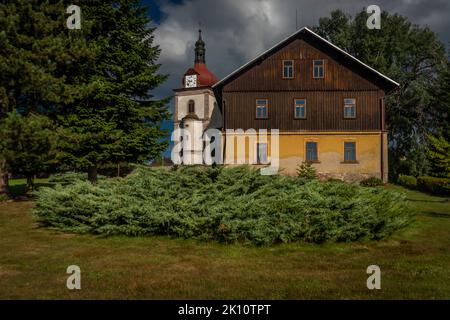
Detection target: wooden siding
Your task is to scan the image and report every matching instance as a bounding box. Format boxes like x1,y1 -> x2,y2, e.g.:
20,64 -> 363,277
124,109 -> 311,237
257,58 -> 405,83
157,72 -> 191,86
220,35 -> 387,131
223,39 -> 382,92
223,91 -> 384,131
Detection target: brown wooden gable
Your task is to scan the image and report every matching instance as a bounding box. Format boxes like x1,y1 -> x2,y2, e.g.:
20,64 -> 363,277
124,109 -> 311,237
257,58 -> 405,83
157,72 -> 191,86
213,28 -> 397,132
223,39 -> 380,92
214,28 -> 399,94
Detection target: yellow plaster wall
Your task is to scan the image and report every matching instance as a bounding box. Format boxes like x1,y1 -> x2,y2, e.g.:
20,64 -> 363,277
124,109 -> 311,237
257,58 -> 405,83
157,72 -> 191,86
223,132 -> 386,181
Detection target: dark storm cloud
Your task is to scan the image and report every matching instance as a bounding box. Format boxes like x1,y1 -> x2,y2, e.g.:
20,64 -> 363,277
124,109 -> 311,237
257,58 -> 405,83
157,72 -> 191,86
151,0 -> 450,110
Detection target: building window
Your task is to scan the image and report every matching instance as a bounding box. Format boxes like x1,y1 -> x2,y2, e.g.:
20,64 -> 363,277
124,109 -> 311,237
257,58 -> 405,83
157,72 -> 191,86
294,99 -> 306,119
313,60 -> 324,78
188,100 -> 195,113
306,142 -> 318,162
257,143 -> 268,164
256,99 -> 268,119
344,98 -> 356,118
344,142 -> 357,162
283,60 -> 294,79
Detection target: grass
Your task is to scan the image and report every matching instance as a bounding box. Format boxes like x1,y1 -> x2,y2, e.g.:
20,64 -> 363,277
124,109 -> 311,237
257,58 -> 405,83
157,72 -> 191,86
0,179 -> 449,299
8,178 -> 55,198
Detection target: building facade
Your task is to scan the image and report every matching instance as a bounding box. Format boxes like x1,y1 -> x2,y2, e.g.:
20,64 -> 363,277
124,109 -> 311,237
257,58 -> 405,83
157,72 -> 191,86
174,27 -> 399,182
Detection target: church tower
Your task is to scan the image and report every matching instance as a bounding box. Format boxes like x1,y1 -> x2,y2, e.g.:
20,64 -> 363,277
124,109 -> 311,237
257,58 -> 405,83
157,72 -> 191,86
174,28 -> 219,165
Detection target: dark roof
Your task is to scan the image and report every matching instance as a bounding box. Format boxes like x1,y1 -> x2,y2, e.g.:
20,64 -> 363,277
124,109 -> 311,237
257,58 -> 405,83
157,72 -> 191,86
184,68 -> 200,76
182,112 -> 200,121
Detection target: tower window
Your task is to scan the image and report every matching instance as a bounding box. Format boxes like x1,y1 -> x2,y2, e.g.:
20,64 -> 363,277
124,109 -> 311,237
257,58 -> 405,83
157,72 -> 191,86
313,60 -> 324,78
188,100 -> 195,113
283,60 -> 294,79
256,99 -> 268,119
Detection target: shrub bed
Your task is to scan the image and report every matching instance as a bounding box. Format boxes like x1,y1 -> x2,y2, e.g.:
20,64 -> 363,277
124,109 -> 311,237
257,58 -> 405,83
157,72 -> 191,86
360,177 -> 384,187
398,175 -> 417,189
48,172 -> 106,184
417,176 -> 450,196
34,166 -> 412,245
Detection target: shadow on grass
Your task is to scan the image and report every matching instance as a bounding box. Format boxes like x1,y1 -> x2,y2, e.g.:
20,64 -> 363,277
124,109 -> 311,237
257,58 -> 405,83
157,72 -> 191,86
420,211 -> 450,219
9,182 -> 55,199
407,198 -> 449,203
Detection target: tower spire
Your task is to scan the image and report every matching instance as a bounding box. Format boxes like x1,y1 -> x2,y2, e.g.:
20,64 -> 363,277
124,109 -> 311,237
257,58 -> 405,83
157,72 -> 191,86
195,24 -> 205,64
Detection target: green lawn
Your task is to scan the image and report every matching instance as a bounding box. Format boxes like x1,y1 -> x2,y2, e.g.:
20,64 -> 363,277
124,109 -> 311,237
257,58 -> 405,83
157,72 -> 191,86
0,180 -> 449,299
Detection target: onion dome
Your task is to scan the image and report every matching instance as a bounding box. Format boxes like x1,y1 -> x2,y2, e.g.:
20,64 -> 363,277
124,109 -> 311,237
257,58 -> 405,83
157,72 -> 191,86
193,62 -> 218,87
182,28 -> 218,87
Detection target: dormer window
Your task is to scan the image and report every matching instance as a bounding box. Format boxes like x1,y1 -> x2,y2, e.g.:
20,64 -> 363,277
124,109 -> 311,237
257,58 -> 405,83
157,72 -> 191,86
188,100 -> 195,113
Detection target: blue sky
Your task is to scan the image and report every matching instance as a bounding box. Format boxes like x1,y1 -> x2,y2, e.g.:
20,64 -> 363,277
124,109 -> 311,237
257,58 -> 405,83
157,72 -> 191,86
144,0 -> 183,24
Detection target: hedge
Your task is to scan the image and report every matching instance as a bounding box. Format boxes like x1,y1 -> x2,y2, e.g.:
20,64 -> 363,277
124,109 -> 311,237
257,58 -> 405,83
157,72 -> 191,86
398,175 -> 417,189
417,176 -> 450,196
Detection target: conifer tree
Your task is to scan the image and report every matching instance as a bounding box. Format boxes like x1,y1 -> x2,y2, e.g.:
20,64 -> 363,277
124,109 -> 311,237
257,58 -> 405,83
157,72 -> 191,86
0,0 -> 85,195
56,1 -> 170,183
0,111 -> 56,193
0,1 -> 170,190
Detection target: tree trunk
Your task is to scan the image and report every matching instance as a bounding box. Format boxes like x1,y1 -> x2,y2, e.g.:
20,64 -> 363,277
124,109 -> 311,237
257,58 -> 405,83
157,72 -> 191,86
88,166 -> 97,184
26,175 -> 34,195
117,163 -> 120,177
0,159 -> 9,196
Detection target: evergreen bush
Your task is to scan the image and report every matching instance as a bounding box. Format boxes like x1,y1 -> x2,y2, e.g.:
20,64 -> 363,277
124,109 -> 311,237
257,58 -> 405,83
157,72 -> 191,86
296,162 -> 317,180
34,166 -> 413,246
398,175 -> 417,189
360,177 -> 384,187
417,176 -> 450,196
48,172 -> 106,184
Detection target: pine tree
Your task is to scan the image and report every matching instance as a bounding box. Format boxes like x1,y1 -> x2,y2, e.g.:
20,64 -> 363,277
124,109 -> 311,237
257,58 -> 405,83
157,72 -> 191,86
296,162 -> 317,180
56,1 -> 170,183
0,1 -> 170,190
0,0 -> 86,195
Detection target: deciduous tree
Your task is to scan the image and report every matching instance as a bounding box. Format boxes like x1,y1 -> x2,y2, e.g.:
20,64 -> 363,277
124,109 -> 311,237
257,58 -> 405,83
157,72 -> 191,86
314,9 -> 447,179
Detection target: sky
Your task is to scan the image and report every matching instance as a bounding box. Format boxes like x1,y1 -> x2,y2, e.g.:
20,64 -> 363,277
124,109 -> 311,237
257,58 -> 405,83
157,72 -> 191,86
144,0 -> 450,155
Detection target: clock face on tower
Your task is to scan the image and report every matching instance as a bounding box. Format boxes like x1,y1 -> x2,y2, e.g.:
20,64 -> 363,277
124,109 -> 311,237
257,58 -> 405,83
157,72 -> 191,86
185,75 -> 197,88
